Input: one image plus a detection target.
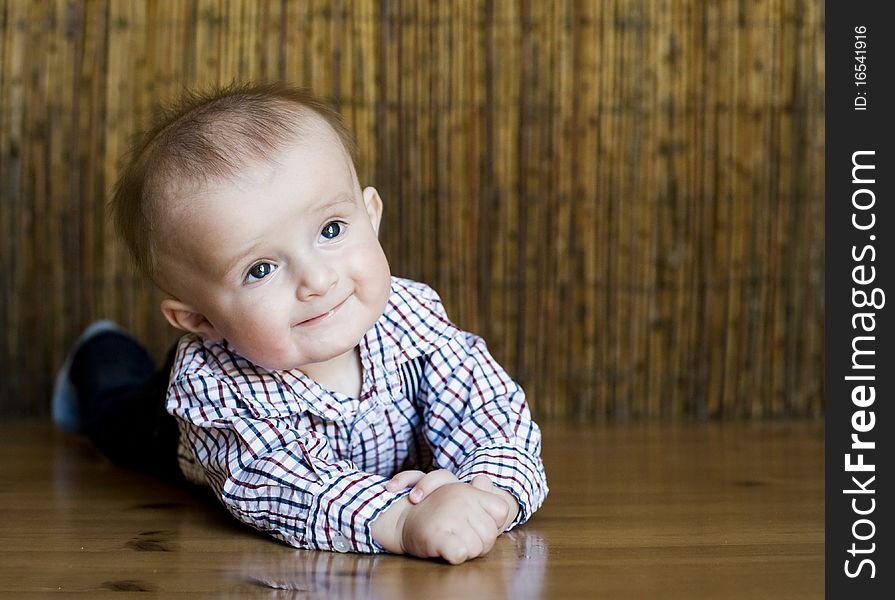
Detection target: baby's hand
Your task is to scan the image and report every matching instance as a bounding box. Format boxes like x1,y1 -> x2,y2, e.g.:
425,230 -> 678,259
387,470 -> 520,532
400,482 -> 508,565
385,468 -> 459,502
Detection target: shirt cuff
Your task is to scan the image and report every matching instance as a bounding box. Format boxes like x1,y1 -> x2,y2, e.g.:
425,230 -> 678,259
306,471 -> 411,553
454,445 -> 548,530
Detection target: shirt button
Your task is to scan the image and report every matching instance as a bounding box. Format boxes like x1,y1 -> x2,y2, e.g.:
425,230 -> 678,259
331,531 -> 349,553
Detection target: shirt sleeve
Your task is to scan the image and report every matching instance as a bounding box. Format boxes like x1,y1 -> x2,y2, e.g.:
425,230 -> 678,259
168,373 -> 410,553
419,331 -> 549,530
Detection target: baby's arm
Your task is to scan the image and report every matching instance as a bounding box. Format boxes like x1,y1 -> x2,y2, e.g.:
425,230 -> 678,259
371,478 -> 509,564
419,331 -> 549,531
169,373 -> 413,554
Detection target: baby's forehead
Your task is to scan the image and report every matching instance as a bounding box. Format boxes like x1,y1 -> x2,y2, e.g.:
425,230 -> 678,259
167,114 -> 351,194
157,120 -> 357,226
275,121 -> 354,172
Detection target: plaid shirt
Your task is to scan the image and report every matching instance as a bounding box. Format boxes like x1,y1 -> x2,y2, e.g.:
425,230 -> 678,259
167,277 -> 548,553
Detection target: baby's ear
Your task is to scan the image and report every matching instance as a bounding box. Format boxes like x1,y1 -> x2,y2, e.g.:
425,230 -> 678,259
160,298 -> 223,342
362,186 -> 383,234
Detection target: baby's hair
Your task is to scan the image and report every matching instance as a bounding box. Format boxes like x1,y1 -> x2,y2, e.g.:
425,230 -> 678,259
110,82 -> 358,281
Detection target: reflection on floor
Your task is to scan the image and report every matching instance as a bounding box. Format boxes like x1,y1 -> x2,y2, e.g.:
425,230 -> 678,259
0,420 -> 823,598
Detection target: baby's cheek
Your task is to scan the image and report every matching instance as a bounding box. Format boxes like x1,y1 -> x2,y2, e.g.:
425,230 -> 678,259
233,320 -> 292,368
369,269 -> 392,311
352,246 -> 390,296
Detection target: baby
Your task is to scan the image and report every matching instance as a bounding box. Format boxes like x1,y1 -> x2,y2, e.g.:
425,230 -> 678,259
99,83 -> 547,564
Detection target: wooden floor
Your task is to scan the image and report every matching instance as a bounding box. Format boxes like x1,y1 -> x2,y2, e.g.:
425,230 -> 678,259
0,420 -> 823,598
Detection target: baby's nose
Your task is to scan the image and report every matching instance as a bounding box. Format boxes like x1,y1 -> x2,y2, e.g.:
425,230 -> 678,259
296,262 -> 338,300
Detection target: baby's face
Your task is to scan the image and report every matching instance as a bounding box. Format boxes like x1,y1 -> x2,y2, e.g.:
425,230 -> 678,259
159,120 -> 391,371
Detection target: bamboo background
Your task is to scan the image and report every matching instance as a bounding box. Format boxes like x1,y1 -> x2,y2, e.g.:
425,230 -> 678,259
0,0 -> 824,420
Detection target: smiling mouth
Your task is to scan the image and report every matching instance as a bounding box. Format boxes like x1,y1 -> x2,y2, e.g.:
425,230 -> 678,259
295,296 -> 349,327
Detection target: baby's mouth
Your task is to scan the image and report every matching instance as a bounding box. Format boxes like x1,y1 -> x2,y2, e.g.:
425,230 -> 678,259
295,296 -> 349,327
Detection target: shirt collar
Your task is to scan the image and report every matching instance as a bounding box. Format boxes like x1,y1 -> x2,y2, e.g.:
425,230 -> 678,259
364,276 -> 459,365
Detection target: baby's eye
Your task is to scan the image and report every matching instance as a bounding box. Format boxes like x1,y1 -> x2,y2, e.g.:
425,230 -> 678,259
245,262 -> 277,283
321,221 -> 343,240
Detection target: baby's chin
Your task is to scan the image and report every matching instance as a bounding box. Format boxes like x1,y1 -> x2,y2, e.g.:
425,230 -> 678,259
244,341 -> 360,372
231,298 -> 387,370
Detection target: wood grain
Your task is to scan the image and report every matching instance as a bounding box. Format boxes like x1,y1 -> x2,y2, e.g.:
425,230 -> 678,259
0,0 -> 825,420
0,420 -> 823,598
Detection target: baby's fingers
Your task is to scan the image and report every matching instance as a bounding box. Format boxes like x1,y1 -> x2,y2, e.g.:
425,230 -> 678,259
408,469 -> 459,503
471,474 -> 494,492
478,490 -> 509,528
441,541 -> 471,565
385,470 -> 425,492
467,511 -> 500,556
439,530 -> 481,565
471,475 -> 511,528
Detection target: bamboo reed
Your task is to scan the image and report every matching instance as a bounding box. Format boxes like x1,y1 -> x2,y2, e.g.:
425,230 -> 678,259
0,0 -> 825,421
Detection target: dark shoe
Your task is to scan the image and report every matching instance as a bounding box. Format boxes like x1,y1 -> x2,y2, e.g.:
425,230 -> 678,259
52,321 -> 154,431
